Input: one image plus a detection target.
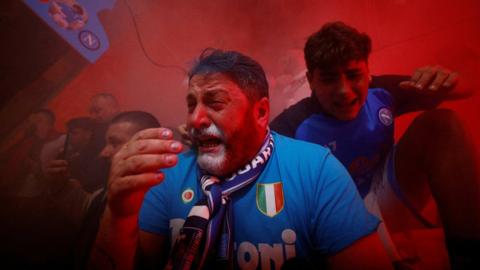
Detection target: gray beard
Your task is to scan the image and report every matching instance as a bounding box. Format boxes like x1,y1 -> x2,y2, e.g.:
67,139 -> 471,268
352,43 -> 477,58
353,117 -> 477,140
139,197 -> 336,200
196,144 -> 227,175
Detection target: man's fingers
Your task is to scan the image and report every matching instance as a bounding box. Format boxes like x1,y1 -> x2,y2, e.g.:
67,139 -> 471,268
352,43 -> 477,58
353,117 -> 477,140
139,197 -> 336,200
109,172 -> 164,195
46,159 -> 68,173
399,80 -> 416,90
131,127 -> 173,141
410,67 -> 426,84
47,167 -> 68,174
112,153 -> 178,178
414,68 -> 435,90
113,127 -> 183,162
119,139 -> 183,161
443,72 -> 458,88
403,66 -> 430,90
406,65 -> 459,92
428,69 -> 449,91
177,124 -> 188,134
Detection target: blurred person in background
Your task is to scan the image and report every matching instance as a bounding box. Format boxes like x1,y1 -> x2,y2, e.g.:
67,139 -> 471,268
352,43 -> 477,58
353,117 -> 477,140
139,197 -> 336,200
0,109 -> 60,197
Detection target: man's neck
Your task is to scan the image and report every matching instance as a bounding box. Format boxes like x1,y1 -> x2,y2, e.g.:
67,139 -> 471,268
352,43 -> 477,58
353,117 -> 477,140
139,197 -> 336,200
218,128 -> 270,179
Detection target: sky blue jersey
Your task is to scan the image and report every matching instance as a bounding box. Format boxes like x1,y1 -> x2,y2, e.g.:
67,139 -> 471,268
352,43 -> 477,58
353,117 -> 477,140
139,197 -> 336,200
139,132 -> 379,269
271,89 -> 395,197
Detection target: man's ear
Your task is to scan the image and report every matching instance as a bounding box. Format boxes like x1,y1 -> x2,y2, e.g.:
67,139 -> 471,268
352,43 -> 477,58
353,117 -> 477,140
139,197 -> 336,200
306,70 -> 313,85
255,97 -> 270,128
365,61 -> 372,84
306,70 -> 315,92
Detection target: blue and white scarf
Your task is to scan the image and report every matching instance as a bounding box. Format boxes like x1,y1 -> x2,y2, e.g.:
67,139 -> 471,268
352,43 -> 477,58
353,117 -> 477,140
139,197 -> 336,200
166,131 -> 274,270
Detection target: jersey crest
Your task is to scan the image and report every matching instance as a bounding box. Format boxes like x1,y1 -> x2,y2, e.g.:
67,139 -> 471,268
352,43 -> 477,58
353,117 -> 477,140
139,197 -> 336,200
378,107 -> 393,126
181,188 -> 194,204
256,182 -> 284,217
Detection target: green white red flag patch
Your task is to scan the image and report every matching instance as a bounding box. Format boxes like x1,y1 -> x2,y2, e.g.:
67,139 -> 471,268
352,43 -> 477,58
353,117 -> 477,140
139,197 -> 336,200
256,182 -> 284,217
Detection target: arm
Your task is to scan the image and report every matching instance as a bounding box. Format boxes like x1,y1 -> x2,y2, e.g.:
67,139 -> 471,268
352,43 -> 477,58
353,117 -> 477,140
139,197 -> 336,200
372,65 -> 469,116
327,233 -> 393,270
135,231 -> 169,269
89,128 -> 183,270
270,98 -> 314,138
89,207 -> 139,270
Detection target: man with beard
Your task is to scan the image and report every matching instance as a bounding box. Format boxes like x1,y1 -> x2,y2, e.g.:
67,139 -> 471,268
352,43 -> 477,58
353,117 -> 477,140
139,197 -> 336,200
270,22 -> 479,269
90,49 -> 392,270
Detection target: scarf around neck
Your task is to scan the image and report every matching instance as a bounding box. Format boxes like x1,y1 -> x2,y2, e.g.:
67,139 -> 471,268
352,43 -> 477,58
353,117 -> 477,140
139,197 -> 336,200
166,131 -> 274,270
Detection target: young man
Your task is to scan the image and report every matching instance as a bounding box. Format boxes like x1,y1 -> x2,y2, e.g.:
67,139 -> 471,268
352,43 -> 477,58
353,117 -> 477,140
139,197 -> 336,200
270,21 -> 479,269
90,49 -> 392,269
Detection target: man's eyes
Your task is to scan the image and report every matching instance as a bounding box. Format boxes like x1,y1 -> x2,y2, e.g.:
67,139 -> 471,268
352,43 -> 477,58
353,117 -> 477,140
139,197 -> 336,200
319,73 -> 363,83
186,99 -> 197,112
320,76 -> 339,83
107,139 -> 121,149
207,100 -> 226,110
186,100 -> 226,113
346,72 -> 363,80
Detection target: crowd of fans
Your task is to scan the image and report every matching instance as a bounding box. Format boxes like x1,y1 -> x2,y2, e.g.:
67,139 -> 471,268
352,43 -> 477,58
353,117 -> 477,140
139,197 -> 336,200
0,93 -> 146,268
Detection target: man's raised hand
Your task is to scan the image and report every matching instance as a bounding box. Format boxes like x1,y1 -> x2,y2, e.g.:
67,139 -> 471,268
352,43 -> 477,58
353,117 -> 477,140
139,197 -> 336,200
107,127 -> 183,217
399,65 -> 458,92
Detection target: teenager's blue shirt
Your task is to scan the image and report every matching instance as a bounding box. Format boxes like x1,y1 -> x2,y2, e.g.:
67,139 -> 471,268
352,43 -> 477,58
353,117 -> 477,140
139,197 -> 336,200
272,89 -> 395,197
139,133 -> 379,269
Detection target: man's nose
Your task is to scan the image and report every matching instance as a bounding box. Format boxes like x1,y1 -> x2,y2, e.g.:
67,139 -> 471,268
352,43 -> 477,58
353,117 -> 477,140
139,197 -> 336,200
188,104 -> 211,130
337,74 -> 354,96
99,146 -> 112,160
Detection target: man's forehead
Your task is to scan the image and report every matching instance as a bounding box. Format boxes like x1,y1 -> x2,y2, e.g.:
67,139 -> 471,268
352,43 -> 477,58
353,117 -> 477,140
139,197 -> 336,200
316,60 -> 368,75
95,97 -> 109,105
107,121 -> 137,137
90,99 -> 104,110
189,73 -> 235,86
187,73 -> 240,95
92,95 -> 116,107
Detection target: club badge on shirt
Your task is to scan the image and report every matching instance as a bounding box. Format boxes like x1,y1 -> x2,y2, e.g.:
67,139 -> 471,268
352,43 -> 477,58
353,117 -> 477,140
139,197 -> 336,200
378,107 -> 393,126
256,182 -> 284,217
181,188 -> 195,204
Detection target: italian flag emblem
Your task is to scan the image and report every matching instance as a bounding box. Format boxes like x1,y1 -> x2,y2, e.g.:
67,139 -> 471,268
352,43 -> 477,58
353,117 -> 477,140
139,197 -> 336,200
256,182 -> 284,217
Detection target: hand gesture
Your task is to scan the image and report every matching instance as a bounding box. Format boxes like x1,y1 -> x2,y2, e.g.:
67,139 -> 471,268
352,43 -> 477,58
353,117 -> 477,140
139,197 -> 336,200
45,159 -> 69,181
107,128 -> 183,218
399,65 -> 458,92
45,159 -> 70,193
176,123 -> 192,147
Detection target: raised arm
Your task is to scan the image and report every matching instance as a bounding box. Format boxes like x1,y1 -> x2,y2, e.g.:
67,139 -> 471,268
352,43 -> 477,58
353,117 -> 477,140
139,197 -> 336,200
89,128 -> 182,270
372,65 -> 469,116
